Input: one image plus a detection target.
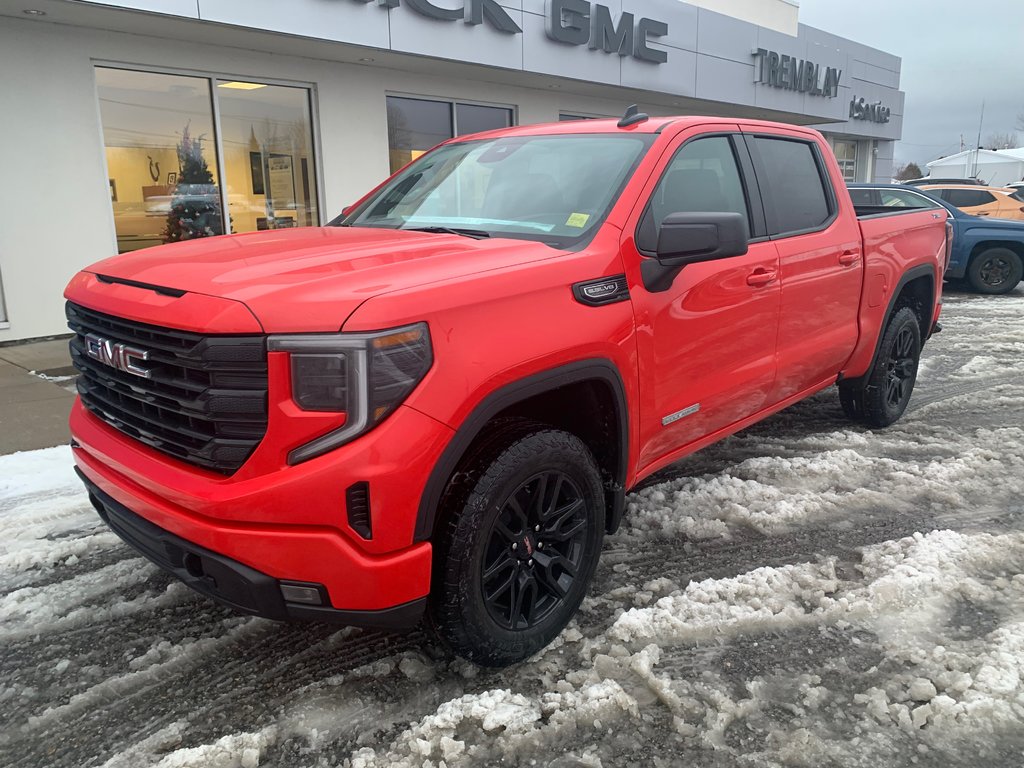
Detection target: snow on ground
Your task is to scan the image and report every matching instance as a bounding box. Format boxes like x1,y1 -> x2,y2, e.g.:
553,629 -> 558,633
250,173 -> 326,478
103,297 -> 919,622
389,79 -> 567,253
2,286 -> 1023,768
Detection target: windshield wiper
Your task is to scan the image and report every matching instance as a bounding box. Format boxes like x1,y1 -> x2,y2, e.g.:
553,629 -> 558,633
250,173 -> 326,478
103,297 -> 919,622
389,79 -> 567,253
403,226 -> 491,239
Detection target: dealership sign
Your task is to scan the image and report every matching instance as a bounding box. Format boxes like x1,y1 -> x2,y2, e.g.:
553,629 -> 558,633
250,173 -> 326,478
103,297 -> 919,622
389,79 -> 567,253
752,48 -> 842,98
849,96 -> 891,123
358,0 -> 670,63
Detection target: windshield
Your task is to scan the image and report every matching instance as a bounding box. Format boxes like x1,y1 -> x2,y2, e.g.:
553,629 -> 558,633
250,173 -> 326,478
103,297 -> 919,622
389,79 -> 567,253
339,134 -> 654,246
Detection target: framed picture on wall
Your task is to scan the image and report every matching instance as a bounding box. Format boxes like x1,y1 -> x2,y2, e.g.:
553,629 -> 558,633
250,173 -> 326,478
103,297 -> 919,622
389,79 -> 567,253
166,171 -> 177,186
250,152 -> 265,195
267,154 -> 296,209
109,179 -> 117,202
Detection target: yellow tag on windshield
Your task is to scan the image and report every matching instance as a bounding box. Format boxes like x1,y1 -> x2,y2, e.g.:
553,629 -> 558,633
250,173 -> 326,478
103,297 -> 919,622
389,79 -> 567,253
566,212 -> 591,228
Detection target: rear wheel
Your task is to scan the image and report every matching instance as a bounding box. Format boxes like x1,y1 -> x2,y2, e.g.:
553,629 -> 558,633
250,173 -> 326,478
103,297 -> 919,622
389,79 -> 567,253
967,247 -> 1023,294
839,306 -> 921,428
428,428 -> 605,667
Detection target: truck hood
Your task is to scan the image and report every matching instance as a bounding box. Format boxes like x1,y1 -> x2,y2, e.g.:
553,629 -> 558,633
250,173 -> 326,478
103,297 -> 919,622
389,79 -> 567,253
85,227 -> 564,332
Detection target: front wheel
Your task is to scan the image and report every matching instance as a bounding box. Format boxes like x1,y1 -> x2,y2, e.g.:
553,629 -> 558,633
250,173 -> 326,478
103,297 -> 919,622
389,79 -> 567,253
839,306 -> 921,428
428,428 -> 605,667
967,248 -> 1023,294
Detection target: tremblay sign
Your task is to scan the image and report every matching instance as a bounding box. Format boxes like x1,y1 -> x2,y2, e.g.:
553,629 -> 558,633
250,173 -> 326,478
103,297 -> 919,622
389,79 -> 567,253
356,0 -> 670,64
752,48 -> 842,98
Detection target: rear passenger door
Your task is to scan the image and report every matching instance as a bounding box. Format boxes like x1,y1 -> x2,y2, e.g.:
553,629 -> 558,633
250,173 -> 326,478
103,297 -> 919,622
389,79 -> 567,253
743,129 -> 864,404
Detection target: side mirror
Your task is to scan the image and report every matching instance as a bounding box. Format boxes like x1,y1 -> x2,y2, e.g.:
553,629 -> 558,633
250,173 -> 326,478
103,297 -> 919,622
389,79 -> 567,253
642,212 -> 749,293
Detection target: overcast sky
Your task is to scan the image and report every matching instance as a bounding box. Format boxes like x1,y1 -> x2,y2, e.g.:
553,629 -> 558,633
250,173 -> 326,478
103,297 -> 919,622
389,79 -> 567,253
796,0 -> 1024,168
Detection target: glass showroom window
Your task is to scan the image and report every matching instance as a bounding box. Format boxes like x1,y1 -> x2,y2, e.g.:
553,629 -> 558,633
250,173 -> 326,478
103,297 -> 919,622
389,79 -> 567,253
217,81 -> 319,232
386,96 -> 514,174
96,68 -> 319,254
833,140 -> 858,182
97,68 -> 223,253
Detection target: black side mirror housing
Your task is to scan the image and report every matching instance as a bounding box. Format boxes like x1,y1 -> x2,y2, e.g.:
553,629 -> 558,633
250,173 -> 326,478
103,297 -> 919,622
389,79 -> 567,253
642,212 -> 749,292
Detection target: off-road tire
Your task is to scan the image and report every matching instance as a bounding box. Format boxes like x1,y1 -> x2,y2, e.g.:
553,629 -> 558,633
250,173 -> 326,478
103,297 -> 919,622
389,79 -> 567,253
967,247 -> 1023,295
840,306 -> 921,428
427,426 -> 605,667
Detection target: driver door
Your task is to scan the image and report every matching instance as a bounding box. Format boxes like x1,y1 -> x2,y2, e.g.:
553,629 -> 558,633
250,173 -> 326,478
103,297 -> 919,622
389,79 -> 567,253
623,131 -> 781,472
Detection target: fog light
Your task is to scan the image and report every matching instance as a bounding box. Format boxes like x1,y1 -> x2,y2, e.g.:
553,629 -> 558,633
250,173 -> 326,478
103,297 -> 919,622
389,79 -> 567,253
280,582 -> 324,605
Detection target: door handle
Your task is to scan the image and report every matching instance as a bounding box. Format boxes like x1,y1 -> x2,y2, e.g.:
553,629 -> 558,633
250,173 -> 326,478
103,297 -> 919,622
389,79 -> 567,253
746,269 -> 777,287
839,249 -> 860,266
976,212 -> 990,216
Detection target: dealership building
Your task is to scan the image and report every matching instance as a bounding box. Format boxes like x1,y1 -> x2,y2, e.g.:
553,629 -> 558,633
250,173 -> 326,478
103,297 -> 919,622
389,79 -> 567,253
0,0 -> 905,342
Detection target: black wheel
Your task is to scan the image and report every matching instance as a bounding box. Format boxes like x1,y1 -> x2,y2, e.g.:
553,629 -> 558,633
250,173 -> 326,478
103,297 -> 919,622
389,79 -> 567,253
838,307 -> 921,428
862,307 -> 921,428
967,247 -> 1023,295
428,427 -> 605,667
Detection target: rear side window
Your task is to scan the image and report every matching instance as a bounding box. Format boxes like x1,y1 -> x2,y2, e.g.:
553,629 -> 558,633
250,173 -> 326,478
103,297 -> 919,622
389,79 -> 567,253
752,137 -> 833,236
880,190 -> 940,208
942,188 -> 997,207
848,189 -> 879,207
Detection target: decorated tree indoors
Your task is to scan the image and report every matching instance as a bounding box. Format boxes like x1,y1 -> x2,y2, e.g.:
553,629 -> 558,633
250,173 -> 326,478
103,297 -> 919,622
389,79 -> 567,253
163,122 -> 223,243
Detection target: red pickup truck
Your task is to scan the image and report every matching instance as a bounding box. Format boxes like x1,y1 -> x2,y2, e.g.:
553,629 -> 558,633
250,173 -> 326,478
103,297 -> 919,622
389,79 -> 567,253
66,112 -> 948,666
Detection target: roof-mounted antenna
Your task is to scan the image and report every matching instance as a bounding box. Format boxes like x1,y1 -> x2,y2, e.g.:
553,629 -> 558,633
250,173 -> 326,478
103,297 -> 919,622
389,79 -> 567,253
618,104 -> 649,128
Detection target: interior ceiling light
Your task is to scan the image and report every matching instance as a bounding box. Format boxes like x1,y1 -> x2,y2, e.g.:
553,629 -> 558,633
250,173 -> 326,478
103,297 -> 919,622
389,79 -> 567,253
218,81 -> 268,90
23,9 -> 47,15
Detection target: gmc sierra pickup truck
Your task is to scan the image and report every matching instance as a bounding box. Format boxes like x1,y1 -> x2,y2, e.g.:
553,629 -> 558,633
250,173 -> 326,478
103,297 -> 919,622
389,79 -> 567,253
66,111 -> 949,666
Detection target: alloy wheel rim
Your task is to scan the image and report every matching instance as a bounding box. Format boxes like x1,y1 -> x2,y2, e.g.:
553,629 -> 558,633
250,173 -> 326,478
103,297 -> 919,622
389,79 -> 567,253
481,471 -> 587,631
980,257 -> 1011,287
885,326 -> 916,410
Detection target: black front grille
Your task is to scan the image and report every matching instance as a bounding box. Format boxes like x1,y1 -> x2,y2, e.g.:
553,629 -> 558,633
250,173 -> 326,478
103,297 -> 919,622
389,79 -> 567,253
66,301 -> 268,474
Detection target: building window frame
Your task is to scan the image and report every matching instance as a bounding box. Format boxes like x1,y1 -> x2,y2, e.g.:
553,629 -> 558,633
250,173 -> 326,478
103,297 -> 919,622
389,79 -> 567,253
91,60 -> 326,248
558,112 -> 612,121
0,268 -> 8,326
831,138 -> 859,183
385,91 -> 518,137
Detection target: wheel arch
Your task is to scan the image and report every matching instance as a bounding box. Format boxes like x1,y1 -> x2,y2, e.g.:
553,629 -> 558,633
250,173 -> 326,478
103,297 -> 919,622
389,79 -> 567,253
967,240 -> 1024,272
415,359 -> 629,542
844,263 -> 936,389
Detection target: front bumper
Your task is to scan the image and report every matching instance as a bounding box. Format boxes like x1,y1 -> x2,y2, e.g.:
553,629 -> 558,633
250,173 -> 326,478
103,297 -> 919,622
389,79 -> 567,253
79,469 -> 425,628
71,397 -> 452,615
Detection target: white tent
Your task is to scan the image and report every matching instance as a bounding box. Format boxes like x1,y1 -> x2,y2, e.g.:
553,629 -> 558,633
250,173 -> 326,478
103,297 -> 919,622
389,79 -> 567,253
926,149 -> 1024,187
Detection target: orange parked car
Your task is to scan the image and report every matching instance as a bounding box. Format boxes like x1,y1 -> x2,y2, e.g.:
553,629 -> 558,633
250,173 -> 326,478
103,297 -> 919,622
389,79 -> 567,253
921,185 -> 1024,220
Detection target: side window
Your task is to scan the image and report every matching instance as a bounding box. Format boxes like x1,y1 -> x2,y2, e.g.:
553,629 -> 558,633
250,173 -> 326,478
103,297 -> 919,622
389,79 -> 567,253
880,190 -> 939,209
945,189 -> 996,207
848,189 -> 879,207
637,136 -> 750,251
753,137 -> 833,236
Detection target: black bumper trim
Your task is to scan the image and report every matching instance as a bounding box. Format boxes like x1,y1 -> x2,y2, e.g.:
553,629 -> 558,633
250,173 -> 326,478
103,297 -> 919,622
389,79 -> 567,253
74,468 -> 425,630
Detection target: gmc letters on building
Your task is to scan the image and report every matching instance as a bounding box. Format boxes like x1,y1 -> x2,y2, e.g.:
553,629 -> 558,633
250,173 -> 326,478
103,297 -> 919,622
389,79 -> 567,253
357,0 -> 671,63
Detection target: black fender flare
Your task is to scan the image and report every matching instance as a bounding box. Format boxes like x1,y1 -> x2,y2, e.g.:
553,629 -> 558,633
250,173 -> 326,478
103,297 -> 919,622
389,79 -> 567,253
414,359 -> 630,542
843,263 -> 937,389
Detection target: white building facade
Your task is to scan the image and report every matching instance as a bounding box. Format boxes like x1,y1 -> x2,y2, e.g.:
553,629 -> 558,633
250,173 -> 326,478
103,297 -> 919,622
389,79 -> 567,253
926,149 -> 1024,187
0,0 -> 906,341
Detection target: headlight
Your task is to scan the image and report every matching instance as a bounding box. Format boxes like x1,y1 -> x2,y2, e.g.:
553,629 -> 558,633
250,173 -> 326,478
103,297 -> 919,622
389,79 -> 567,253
268,323 -> 432,464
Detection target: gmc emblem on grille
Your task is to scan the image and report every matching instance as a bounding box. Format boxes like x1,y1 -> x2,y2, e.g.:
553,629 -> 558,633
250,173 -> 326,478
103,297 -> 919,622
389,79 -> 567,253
84,334 -> 152,379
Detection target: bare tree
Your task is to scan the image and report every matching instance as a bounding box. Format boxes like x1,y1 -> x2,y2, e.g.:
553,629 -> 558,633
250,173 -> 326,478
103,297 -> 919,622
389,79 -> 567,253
894,162 -> 923,181
984,132 -> 1019,150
